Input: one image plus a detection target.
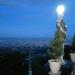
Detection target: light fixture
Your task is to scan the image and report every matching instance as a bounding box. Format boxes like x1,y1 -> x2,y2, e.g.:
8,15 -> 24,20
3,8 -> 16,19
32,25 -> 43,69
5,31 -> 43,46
56,5 -> 65,16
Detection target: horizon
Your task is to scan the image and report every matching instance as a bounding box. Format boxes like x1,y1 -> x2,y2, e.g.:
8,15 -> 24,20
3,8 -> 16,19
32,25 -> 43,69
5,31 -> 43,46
0,37 -> 72,44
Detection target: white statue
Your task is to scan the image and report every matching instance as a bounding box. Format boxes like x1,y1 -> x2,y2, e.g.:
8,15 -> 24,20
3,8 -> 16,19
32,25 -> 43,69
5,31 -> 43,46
56,18 -> 67,64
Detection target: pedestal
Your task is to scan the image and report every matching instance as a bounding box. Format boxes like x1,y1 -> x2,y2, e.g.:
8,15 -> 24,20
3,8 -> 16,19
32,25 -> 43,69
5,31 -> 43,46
48,71 -> 61,75
71,62 -> 75,75
70,53 -> 75,75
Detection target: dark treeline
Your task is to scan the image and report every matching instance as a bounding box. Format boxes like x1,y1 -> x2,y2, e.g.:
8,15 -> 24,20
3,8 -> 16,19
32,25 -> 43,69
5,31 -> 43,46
0,44 -> 74,75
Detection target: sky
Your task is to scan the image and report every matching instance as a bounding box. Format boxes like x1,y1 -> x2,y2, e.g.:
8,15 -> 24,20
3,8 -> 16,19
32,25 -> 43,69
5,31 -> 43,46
0,0 -> 75,38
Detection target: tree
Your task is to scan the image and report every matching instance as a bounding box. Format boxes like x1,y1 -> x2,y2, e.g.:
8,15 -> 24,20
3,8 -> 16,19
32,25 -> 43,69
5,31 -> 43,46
47,19 -> 67,61
72,35 -> 75,52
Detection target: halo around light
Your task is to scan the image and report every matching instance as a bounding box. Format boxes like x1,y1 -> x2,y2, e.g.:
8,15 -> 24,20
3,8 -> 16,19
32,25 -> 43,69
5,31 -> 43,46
56,5 -> 65,16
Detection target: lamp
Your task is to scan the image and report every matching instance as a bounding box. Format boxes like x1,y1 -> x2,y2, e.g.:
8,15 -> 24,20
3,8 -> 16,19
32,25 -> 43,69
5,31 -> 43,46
56,5 -> 65,17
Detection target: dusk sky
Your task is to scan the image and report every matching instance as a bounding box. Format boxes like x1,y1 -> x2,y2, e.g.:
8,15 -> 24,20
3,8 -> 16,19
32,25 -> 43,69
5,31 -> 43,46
0,0 -> 75,38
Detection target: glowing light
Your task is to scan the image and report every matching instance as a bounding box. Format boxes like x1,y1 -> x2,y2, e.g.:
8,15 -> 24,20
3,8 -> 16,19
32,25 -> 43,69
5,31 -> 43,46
56,5 -> 65,16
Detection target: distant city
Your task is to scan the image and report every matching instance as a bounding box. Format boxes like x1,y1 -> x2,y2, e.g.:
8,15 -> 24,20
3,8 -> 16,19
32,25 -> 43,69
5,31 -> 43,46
0,37 -> 73,75
0,37 -> 72,47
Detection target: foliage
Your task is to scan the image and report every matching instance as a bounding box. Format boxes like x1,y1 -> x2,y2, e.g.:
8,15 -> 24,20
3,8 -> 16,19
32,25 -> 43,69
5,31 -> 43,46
71,35 -> 75,52
72,35 -> 75,47
47,31 -> 64,61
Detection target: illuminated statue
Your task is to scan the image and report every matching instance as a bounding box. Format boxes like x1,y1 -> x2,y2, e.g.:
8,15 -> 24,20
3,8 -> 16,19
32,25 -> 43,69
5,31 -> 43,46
56,16 -> 67,64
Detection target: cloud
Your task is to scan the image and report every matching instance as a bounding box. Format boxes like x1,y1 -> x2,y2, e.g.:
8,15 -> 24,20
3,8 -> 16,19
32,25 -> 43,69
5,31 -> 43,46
32,0 -> 49,4
0,0 -> 32,8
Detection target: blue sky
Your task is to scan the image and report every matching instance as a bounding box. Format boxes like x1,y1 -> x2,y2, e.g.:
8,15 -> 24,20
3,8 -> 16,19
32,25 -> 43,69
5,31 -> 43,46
0,0 -> 75,38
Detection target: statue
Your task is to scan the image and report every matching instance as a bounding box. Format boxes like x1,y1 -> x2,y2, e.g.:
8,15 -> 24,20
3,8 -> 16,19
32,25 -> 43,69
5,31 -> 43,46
56,18 -> 67,64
